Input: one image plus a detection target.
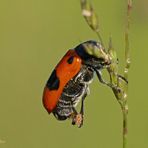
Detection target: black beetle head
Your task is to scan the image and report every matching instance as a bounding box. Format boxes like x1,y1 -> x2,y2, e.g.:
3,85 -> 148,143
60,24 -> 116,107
75,40 -> 111,69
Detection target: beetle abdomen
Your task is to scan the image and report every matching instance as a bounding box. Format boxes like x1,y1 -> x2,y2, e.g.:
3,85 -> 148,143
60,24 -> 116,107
52,65 -> 94,120
52,80 -> 85,120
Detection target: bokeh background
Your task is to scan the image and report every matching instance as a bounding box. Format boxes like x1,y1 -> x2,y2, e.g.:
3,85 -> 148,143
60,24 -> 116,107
0,0 -> 147,148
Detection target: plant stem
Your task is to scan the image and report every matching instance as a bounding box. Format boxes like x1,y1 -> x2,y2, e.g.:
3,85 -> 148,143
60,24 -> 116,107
124,0 -> 132,80
123,1 -> 132,147
122,104 -> 128,148
80,0 -> 105,51
96,30 -> 105,51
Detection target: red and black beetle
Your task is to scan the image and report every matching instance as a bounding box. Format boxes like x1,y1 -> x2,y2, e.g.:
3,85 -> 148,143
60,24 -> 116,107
43,40 -> 112,127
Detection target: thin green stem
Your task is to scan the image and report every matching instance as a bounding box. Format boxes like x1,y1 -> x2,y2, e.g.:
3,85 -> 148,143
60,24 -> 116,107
124,0 -> 132,80
96,30 -> 105,50
122,103 -> 128,148
80,0 -> 105,51
123,1 -> 132,148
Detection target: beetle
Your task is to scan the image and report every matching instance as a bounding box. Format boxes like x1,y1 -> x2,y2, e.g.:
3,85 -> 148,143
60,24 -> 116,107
43,40 -> 116,127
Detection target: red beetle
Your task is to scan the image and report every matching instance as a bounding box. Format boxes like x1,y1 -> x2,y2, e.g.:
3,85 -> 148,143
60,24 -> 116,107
43,40 -> 112,127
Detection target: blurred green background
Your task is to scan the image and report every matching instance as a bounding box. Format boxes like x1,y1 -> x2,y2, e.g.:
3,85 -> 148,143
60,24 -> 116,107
0,0 -> 147,148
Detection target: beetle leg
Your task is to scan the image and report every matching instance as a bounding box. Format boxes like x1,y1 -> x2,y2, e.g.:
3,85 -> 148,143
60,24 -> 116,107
73,93 -> 87,128
74,71 -> 83,82
71,85 -> 87,128
95,69 -> 123,93
86,86 -> 90,95
117,74 -> 128,84
71,107 -> 78,125
71,104 -> 84,127
95,69 -> 114,88
78,93 -> 87,128
80,93 -> 87,115
95,69 -> 127,93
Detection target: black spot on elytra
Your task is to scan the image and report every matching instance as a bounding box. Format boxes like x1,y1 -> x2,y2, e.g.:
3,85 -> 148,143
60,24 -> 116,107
67,56 -> 74,64
46,70 -> 60,90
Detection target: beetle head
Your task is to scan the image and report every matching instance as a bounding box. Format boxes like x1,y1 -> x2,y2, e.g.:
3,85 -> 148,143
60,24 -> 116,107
75,40 -> 111,69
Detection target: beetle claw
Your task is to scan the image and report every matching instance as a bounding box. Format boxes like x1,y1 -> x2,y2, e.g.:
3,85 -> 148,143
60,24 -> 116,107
71,113 -> 83,128
75,114 -> 83,128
